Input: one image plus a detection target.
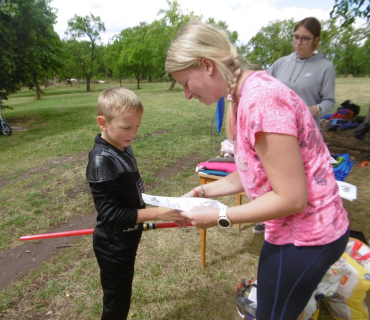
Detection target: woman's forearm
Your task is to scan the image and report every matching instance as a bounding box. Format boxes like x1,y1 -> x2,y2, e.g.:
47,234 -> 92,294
226,189 -> 307,224
193,171 -> 245,198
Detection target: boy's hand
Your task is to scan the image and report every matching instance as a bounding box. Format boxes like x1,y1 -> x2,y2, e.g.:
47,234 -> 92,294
156,206 -> 182,222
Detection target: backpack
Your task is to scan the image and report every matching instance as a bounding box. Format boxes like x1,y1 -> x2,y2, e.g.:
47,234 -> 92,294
339,100 -> 360,117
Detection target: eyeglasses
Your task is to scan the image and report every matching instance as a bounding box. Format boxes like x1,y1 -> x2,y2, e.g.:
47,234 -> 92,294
292,34 -> 315,44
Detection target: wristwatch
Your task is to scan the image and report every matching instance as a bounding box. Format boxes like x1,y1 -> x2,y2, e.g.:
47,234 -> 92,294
317,105 -> 322,113
217,206 -> 232,228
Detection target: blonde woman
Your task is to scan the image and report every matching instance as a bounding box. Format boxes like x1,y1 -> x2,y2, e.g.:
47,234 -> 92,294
166,21 -> 349,320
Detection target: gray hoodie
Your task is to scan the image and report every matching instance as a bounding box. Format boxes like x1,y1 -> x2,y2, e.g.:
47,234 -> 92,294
267,52 -> 335,128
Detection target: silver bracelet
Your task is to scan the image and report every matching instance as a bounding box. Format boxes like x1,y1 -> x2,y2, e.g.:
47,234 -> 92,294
200,185 -> 205,198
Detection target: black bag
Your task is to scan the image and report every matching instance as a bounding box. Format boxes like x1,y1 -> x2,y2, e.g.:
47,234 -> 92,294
354,122 -> 370,140
339,100 -> 360,117
349,230 -> 368,244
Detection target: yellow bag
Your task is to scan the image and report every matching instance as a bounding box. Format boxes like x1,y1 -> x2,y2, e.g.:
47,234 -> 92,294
309,304 -> 320,320
324,238 -> 370,320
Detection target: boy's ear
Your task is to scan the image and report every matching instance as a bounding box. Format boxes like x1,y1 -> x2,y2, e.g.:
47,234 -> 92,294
97,116 -> 107,131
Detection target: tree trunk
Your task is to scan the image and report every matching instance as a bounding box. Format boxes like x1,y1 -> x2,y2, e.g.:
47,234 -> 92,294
33,74 -> 42,100
136,79 -> 140,90
44,77 -> 48,89
86,76 -> 91,92
365,106 -> 370,123
148,75 -> 152,83
169,78 -> 176,91
119,76 -> 122,87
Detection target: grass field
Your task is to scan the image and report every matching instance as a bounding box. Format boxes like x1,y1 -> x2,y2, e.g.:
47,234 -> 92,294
0,77 -> 369,319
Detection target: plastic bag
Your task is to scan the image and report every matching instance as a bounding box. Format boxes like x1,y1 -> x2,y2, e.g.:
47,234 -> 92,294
324,238 -> 370,320
235,278 -> 257,319
303,260 -> 346,319
221,139 -> 234,156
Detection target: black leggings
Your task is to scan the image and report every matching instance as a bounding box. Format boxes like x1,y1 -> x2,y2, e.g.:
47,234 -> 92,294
93,226 -> 142,320
256,228 -> 349,320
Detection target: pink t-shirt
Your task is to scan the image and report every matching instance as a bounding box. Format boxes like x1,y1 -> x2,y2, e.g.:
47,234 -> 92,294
234,71 -> 349,246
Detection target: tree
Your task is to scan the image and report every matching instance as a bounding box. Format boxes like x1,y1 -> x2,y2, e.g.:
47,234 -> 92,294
331,0 -> 370,26
65,13 -> 105,92
104,36 -> 127,86
116,23 -> 157,89
205,18 -> 239,45
319,19 -> 340,61
0,0 -> 63,104
330,25 -> 366,76
61,39 -> 88,83
157,0 -> 196,90
103,1 -> 195,90
245,19 -> 296,69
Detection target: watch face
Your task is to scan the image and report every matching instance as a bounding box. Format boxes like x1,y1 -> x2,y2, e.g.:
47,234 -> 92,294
218,218 -> 231,228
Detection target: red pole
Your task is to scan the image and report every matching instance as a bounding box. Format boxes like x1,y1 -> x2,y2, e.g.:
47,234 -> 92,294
19,222 -> 193,241
19,229 -> 94,241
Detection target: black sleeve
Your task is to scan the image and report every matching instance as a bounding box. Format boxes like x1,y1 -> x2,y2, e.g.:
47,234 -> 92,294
86,154 -> 119,183
89,179 -> 138,229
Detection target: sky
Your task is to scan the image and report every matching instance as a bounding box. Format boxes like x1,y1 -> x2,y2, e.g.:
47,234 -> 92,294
50,0 -> 346,45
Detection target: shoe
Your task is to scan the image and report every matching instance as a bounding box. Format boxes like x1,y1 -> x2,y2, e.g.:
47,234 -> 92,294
253,223 -> 265,234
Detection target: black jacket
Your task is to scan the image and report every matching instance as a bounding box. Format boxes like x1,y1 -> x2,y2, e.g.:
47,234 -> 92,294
86,135 -> 145,229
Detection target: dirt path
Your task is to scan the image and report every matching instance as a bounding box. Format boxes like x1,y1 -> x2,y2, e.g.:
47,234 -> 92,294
0,212 -> 97,290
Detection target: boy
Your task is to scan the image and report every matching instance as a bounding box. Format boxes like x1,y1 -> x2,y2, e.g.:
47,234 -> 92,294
86,88 -> 180,319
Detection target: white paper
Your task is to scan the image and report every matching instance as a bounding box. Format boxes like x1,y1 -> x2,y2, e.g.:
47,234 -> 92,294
330,156 -> 338,164
142,193 -> 227,211
248,286 -> 258,307
336,181 -> 357,201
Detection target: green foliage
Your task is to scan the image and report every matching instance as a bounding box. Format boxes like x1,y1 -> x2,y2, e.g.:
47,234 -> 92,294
205,18 -> 239,45
324,21 -> 370,76
102,1 -> 243,90
331,0 -> 370,26
245,19 -> 296,69
117,22 -> 158,89
0,0 -> 64,104
103,1 -> 198,89
65,13 -> 106,92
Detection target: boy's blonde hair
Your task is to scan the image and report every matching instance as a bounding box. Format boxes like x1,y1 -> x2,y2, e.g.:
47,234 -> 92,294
98,87 -> 143,122
165,21 -> 251,139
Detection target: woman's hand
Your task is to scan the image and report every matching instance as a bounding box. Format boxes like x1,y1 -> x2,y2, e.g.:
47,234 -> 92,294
181,188 -> 199,198
308,105 -> 320,115
179,206 -> 219,229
